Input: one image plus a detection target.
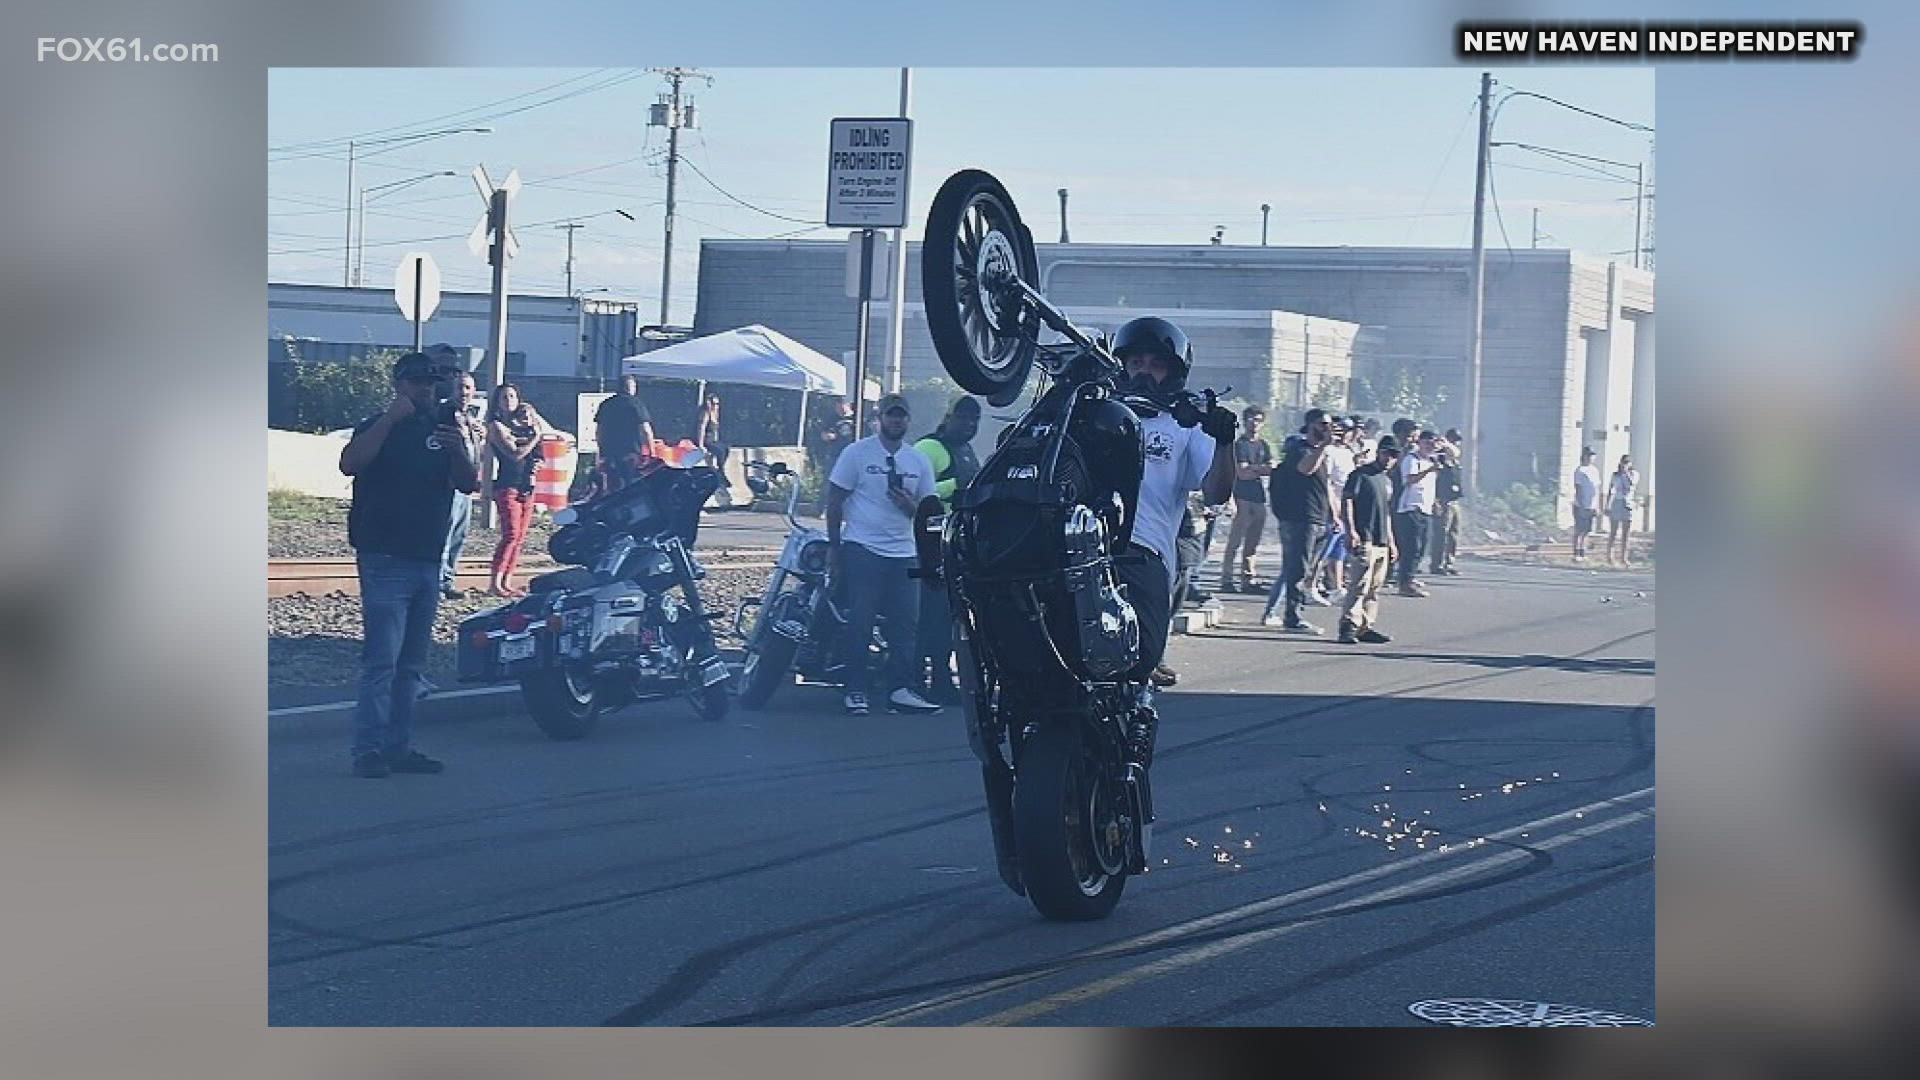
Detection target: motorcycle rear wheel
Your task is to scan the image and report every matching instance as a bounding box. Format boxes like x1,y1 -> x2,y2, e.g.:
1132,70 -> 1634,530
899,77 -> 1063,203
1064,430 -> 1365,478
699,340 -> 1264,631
1013,722 -> 1127,921
520,666 -> 599,741
922,169 -> 1038,406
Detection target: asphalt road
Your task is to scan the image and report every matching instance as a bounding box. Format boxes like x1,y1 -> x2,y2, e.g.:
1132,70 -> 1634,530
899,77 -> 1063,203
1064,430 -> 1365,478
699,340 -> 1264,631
268,559 -> 1654,1027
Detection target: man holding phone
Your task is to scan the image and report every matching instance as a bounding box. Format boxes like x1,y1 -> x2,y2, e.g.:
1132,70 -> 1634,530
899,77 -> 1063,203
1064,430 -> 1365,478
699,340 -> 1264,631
825,393 -> 941,716
1262,408 -> 1335,633
337,352 -> 482,778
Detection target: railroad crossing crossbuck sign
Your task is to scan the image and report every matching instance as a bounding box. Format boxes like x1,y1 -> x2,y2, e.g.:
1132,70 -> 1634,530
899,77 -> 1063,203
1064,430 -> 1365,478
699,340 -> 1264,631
467,165 -> 521,263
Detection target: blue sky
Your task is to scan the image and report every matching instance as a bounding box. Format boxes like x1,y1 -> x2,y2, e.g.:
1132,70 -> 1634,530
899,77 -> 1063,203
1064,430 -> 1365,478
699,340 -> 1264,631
270,67 -> 1653,322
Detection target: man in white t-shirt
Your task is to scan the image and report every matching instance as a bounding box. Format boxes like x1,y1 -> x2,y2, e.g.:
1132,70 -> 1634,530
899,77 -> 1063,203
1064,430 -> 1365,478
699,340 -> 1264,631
1311,416 -> 1360,603
1392,429 -> 1443,597
1107,317 -> 1238,765
826,393 -> 941,716
1570,445 -> 1602,561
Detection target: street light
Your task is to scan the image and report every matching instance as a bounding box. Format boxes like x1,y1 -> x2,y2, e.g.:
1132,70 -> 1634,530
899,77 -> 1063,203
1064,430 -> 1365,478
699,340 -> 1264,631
355,171 -> 458,286
344,127 -> 489,285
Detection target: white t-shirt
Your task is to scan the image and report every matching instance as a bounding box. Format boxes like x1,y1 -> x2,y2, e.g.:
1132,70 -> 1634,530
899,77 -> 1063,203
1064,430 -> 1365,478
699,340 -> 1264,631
1572,464 -> 1602,511
829,435 -> 937,559
1133,412 -> 1216,587
1323,444 -> 1356,511
1396,452 -> 1437,514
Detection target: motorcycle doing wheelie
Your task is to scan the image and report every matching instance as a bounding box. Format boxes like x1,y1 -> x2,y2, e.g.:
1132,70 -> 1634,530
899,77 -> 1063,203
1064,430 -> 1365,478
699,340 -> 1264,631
455,458 -> 734,739
732,461 -> 898,710
917,169 -> 1231,921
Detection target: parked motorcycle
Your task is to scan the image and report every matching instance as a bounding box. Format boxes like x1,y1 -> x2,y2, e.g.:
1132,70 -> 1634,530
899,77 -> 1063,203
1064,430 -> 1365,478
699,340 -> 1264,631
919,168 -> 1227,920
456,459 -> 734,739
732,461 -> 896,710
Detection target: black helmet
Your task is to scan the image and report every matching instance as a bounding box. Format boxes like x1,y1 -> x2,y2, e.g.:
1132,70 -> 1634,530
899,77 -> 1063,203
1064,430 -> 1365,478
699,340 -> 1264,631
1110,316 -> 1193,385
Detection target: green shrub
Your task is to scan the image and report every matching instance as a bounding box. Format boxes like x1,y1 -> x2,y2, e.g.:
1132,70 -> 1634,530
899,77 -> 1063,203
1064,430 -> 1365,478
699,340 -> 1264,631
281,349 -> 402,433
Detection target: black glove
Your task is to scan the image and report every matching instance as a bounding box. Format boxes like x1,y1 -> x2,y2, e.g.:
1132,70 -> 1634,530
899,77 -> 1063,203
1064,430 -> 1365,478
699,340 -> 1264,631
1201,404 -> 1237,445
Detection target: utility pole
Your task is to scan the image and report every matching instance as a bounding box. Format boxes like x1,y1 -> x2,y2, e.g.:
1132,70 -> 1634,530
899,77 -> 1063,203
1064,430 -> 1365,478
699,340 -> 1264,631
648,67 -> 710,328
1464,70 -> 1492,501
1260,203 -> 1271,246
344,140 -> 355,287
1642,138 -> 1656,272
1058,189 -> 1071,243
885,67 -> 911,394
1531,207 -> 1540,248
557,222 -> 583,296
1631,162 -> 1644,270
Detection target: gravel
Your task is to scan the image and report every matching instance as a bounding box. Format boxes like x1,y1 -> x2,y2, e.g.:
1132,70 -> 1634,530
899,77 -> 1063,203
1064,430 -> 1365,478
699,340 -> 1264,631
269,563 -> 775,694
271,514 -> 560,561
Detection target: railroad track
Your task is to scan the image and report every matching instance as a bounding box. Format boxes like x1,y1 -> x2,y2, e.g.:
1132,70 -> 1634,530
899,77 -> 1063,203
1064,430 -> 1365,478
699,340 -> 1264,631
269,551 -> 778,598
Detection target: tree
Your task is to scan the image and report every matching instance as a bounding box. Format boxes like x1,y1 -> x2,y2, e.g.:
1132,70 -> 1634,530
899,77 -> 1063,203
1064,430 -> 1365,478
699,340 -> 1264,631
1351,368 -> 1450,424
1308,375 -> 1348,413
281,348 -> 402,434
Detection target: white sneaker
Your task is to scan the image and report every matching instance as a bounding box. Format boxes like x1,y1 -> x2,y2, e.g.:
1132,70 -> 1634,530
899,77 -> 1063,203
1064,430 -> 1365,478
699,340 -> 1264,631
1286,621 -> 1325,636
1261,613 -> 1289,628
888,686 -> 942,714
844,691 -> 870,715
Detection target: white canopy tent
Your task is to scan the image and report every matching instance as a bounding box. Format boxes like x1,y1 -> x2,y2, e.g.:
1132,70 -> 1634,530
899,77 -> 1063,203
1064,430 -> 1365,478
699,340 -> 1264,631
616,324 -> 878,449
621,324 -> 877,397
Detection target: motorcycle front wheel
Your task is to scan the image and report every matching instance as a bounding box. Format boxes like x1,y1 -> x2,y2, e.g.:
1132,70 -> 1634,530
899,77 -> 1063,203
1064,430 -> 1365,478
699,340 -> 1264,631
922,169 -> 1038,406
520,665 -> 599,741
737,601 -> 802,710
1013,722 -> 1127,921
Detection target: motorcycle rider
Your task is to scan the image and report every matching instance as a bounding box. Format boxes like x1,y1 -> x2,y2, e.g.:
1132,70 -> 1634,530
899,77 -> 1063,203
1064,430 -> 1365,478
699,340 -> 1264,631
825,393 -> 944,716
912,396 -> 983,702
1108,317 -> 1238,766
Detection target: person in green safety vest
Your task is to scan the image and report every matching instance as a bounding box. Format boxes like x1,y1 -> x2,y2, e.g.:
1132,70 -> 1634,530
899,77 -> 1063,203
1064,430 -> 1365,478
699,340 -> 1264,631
911,396 -> 983,702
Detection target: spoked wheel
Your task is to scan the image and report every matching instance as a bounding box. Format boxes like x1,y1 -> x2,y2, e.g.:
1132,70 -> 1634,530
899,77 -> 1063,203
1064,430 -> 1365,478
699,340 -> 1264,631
922,170 -> 1039,406
1013,722 -> 1127,921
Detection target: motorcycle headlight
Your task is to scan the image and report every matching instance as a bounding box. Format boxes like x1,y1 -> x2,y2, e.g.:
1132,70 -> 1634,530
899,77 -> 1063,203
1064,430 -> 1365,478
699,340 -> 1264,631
799,539 -> 831,575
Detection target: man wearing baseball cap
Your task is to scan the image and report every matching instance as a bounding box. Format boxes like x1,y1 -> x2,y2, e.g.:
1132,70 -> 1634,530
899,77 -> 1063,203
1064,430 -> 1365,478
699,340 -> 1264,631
825,393 -> 943,716
912,395 -> 984,702
336,351 -> 482,778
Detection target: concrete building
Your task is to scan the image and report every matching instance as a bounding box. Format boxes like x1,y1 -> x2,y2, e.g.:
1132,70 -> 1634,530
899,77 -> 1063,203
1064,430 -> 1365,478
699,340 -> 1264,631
693,240 -> 1655,526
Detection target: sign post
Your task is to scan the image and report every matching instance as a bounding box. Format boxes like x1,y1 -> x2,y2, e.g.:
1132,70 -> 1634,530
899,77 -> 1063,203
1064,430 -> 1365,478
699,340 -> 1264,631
826,117 -> 913,440
393,252 -> 442,351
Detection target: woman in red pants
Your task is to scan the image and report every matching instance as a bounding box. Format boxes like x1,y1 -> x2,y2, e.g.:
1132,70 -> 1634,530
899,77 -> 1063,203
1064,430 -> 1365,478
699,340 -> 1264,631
486,383 -> 545,597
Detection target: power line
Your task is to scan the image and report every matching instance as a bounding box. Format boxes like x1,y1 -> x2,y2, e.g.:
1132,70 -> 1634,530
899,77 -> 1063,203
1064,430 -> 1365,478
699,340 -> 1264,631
678,157 -> 825,225
1496,88 -> 1653,133
1403,94 -> 1482,245
1487,159 -> 1515,263
267,71 -> 649,163
267,70 -> 614,153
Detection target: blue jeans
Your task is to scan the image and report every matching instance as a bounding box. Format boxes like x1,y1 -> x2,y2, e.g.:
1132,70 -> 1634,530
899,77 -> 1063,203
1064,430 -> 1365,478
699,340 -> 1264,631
441,492 -> 473,591
1261,519 -> 1324,625
841,542 -> 920,694
353,552 -> 442,758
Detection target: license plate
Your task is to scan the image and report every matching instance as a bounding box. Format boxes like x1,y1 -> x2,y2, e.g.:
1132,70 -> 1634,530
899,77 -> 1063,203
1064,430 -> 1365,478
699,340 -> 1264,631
498,636 -> 537,663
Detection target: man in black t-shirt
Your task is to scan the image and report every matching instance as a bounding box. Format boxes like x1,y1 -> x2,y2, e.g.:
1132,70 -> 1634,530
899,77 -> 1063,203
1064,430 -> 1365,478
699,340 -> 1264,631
1337,436 -> 1402,645
1261,408 -> 1334,634
338,351 -> 482,779
1427,427 -> 1466,575
594,374 -> 657,481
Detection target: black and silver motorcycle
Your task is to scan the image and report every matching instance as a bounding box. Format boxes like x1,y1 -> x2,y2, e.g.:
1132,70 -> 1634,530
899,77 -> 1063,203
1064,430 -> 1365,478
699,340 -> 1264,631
456,460 -> 734,739
732,461 -> 895,710
917,169 -> 1228,921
